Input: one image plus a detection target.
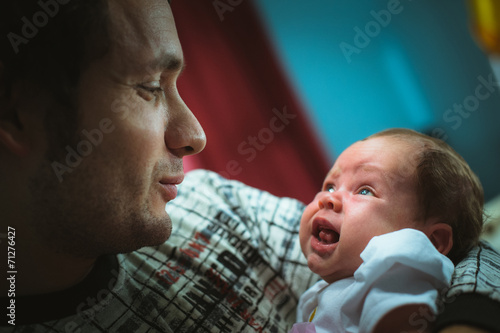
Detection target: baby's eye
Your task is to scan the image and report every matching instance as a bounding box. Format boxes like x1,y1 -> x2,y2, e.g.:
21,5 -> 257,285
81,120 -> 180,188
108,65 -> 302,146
325,184 -> 335,193
358,188 -> 374,196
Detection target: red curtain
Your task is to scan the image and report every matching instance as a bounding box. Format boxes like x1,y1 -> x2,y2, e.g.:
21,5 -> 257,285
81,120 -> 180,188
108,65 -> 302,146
172,1 -> 331,204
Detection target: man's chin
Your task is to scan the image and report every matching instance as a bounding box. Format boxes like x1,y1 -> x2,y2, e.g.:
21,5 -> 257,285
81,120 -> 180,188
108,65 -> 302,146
105,233 -> 170,256
101,214 -> 173,255
130,220 -> 172,250
141,225 -> 172,248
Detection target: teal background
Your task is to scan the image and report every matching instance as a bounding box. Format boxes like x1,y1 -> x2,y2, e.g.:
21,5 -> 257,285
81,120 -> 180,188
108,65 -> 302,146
255,0 -> 500,200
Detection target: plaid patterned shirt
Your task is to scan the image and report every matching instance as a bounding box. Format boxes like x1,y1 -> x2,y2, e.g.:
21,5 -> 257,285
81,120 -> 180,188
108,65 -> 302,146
3,170 -> 499,332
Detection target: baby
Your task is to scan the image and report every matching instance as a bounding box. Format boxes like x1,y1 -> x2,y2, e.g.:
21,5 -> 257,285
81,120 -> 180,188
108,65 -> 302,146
294,128 -> 483,333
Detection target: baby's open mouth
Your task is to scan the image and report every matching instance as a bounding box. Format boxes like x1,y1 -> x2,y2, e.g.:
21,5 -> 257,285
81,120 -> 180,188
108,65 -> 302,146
316,226 -> 340,244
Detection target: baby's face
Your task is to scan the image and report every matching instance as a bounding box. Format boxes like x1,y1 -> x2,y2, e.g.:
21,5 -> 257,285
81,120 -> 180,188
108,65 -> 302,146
299,136 -> 423,283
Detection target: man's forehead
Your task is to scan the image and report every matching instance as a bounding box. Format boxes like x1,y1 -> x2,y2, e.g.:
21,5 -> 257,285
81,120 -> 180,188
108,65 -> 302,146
105,0 -> 182,71
110,0 -> 175,29
107,0 -> 176,34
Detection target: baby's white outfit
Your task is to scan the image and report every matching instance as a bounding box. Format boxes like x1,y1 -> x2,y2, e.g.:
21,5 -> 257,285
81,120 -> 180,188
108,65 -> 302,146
295,229 -> 454,333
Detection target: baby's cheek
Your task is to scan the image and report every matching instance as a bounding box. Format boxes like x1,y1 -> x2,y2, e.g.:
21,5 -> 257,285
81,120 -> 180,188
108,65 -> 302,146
303,202 -> 317,218
298,223 -> 310,250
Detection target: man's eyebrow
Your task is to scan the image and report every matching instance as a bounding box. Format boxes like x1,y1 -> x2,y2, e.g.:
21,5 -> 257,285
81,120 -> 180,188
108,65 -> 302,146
150,53 -> 185,73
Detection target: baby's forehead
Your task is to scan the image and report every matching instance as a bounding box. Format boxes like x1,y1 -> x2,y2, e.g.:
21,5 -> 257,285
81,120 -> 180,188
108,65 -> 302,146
325,137 -> 421,184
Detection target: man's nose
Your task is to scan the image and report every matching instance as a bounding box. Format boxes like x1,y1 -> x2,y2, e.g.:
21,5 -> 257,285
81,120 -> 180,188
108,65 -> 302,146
164,98 -> 206,157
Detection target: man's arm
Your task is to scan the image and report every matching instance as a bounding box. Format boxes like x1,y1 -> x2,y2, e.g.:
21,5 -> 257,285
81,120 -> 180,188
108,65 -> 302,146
374,306 -> 493,333
170,170 -> 500,331
166,169 -> 317,330
439,326 -> 490,333
434,241 -> 500,332
373,305 -> 433,333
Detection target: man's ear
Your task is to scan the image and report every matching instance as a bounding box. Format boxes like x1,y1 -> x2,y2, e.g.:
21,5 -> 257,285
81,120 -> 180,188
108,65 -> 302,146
0,61 -> 31,156
425,222 -> 453,256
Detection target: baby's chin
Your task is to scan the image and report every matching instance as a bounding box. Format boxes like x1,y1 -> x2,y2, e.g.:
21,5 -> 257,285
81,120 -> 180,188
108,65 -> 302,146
319,269 -> 356,284
304,252 -> 347,282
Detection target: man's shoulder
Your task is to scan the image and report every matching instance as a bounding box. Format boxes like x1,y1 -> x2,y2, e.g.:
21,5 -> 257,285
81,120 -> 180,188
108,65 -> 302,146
434,240 -> 500,332
447,240 -> 500,301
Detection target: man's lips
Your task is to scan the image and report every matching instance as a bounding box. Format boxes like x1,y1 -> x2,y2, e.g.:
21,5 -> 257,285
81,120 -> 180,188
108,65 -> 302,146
159,174 -> 184,201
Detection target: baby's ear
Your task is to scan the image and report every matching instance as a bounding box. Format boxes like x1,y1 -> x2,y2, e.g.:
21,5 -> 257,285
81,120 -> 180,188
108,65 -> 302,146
425,222 -> 453,256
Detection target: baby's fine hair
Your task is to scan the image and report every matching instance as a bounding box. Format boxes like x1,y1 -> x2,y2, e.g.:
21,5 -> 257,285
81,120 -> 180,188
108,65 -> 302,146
365,128 -> 484,264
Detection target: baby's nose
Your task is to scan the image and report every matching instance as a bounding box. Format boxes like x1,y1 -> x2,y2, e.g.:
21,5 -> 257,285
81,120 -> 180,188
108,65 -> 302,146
318,191 -> 341,212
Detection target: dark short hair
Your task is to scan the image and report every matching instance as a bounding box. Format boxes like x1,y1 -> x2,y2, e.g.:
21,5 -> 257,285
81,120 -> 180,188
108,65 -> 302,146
0,1 -> 110,157
365,128 -> 484,264
0,0 -> 109,109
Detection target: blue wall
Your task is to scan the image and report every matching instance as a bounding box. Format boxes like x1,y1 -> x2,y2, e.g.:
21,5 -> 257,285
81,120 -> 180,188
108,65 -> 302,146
255,0 -> 500,201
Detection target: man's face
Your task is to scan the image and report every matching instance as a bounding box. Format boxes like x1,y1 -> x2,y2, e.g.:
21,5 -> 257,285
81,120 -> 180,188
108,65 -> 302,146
299,137 -> 422,283
29,0 -> 206,258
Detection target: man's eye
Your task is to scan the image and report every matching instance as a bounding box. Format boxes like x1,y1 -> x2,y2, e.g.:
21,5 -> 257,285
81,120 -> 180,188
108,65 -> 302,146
137,83 -> 164,101
358,188 -> 374,196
